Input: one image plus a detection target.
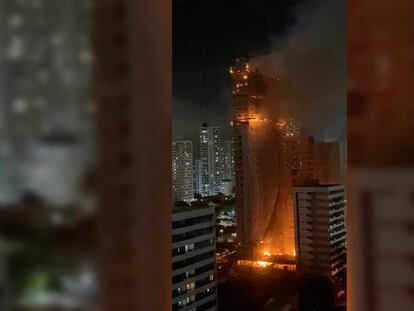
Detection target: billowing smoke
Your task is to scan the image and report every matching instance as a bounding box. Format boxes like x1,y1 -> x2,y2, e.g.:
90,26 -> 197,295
251,0 -> 346,141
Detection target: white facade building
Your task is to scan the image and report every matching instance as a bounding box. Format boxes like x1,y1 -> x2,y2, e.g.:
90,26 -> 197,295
293,184 -> 347,277
172,206 -> 217,311
199,124 -> 224,197
172,141 -> 194,203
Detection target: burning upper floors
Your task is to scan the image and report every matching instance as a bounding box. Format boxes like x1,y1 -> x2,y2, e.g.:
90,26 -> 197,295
229,59 -> 343,260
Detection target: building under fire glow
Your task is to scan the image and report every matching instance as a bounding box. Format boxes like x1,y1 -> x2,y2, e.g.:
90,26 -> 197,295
230,59 -> 295,259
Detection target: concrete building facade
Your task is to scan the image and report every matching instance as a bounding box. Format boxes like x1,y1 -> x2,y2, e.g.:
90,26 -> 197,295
172,206 -> 217,311
230,59 -> 289,258
314,140 -> 341,185
293,184 -> 347,277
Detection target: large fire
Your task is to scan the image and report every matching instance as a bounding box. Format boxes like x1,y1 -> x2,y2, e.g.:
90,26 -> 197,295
230,59 -> 296,260
237,259 -> 296,271
256,240 -> 296,260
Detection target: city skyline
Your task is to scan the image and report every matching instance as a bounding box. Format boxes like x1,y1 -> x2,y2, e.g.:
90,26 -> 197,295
173,121 -> 347,162
172,114 -> 345,204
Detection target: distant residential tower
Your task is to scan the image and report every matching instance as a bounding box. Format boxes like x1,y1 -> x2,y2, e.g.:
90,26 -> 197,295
199,124 -> 224,197
172,141 -> 194,203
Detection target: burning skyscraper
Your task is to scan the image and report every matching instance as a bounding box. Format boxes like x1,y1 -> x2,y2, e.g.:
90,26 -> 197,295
230,59 -> 295,258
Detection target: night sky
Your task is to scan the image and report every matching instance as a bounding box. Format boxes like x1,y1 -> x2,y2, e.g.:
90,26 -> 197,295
173,0 -> 346,155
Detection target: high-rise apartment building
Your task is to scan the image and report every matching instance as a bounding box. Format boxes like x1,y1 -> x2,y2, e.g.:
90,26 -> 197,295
230,59 -> 292,257
276,129 -> 316,255
194,159 -> 203,195
278,122 -> 316,186
172,205 -> 217,311
199,124 -> 224,197
172,141 -> 194,203
223,139 -> 235,181
314,139 -> 341,185
293,184 -> 347,277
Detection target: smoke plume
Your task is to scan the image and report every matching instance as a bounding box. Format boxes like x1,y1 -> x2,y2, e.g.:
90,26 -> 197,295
251,0 -> 346,141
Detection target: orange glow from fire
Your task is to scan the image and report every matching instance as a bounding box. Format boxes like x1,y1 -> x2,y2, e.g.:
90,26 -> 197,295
229,59 -> 297,263
256,239 -> 296,259
275,119 -> 287,128
256,261 -> 272,267
237,260 -> 296,271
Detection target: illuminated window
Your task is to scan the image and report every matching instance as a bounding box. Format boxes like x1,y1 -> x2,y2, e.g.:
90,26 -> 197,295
185,243 -> 194,252
186,282 -> 195,291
